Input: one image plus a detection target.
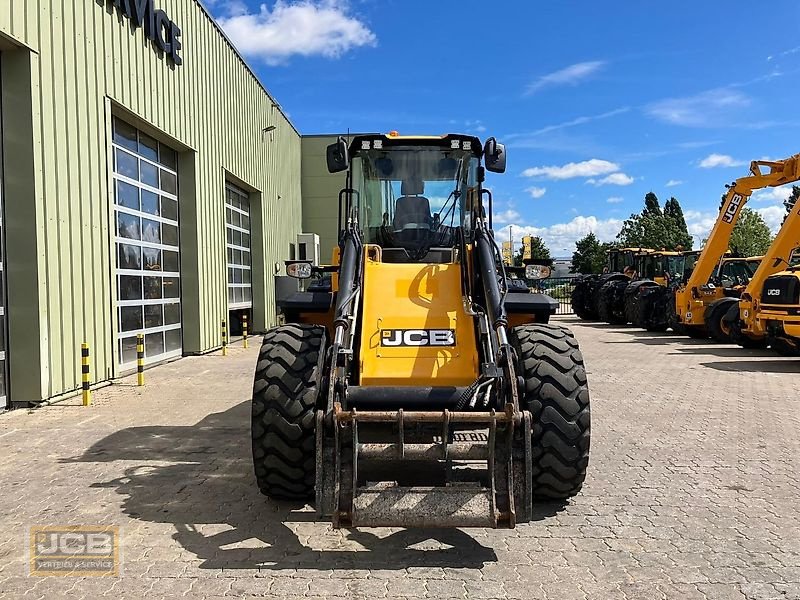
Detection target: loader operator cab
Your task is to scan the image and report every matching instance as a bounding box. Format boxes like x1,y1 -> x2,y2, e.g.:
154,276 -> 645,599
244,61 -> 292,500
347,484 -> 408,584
351,143 -> 478,262
715,257 -> 761,288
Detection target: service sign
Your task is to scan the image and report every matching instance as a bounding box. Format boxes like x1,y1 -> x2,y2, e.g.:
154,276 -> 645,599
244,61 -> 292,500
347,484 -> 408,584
106,0 -> 183,65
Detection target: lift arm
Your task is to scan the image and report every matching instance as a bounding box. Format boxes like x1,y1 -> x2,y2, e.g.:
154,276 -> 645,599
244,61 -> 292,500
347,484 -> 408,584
680,155 -> 800,300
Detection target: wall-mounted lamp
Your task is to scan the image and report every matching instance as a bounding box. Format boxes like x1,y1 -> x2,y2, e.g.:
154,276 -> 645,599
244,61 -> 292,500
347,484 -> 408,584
262,125 -> 276,142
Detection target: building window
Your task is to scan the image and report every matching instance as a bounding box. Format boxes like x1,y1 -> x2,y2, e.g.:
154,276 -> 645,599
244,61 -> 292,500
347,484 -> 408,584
112,118 -> 181,368
226,183 -> 252,310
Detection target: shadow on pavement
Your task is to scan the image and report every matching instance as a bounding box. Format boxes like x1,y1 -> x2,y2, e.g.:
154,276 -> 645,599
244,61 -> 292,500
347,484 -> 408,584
62,401 -> 572,570
700,360 -> 800,373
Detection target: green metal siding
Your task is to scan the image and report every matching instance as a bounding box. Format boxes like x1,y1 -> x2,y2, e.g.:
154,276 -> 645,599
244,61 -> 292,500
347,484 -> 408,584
0,0 -> 302,402
301,135 -> 347,263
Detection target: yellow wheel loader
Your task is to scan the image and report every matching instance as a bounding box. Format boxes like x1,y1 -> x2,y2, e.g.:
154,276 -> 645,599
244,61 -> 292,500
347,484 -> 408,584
252,133 -> 590,528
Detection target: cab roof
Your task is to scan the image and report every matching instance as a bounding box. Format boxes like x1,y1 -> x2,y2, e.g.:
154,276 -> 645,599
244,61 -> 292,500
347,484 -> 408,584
347,133 -> 483,158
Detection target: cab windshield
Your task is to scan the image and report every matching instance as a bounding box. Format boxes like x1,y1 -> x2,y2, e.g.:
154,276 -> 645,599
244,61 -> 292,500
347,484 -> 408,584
719,259 -> 760,286
351,147 -> 479,258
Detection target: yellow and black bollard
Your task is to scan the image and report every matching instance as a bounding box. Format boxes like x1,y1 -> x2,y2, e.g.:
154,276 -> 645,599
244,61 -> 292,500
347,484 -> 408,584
242,314 -> 249,349
222,320 -> 228,356
136,334 -> 145,386
81,343 -> 91,406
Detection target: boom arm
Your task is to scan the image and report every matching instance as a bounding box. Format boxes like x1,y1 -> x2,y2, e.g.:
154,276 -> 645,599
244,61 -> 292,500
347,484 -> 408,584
682,155 -> 800,297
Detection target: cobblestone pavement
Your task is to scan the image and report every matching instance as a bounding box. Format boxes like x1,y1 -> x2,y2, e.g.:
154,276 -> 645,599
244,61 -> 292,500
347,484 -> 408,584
1,317 -> 799,599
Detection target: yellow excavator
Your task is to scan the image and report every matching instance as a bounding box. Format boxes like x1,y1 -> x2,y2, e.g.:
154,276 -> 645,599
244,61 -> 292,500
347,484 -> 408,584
253,133 -> 590,528
671,154 -> 800,338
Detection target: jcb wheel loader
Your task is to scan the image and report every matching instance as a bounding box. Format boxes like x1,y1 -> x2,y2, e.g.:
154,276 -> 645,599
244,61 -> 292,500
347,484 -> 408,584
252,133 -> 591,528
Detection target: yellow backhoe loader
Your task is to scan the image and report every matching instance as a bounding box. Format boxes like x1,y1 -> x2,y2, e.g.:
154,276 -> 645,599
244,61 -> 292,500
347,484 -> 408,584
252,133 -> 591,528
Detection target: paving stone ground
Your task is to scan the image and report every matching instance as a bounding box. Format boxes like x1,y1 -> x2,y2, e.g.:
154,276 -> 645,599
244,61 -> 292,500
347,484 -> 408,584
1,317 -> 799,599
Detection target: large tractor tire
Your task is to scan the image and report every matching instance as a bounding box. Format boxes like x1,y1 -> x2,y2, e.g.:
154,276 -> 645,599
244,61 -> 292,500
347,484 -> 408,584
705,299 -> 737,343
512,324 -> 591,500
570,277 -> 596,320
251,324 -> 327,500
721,304 -> 769,349
624,291 -> 640,326
598,281 -> 627,325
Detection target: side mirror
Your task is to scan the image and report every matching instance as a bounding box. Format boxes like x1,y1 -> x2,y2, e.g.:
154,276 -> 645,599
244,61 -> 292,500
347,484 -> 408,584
326,137 -> 349,173
483,137 -> 506,173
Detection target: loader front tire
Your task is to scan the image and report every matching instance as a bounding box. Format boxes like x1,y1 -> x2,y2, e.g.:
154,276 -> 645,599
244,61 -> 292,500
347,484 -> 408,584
251,324 -> 326,500
512,324 -> 591,501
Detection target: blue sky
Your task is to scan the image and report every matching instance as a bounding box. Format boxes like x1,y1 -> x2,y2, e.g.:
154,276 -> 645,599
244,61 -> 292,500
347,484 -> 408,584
209,0 -> 800,256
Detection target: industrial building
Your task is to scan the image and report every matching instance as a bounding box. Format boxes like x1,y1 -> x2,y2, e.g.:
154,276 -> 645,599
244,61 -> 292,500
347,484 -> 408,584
0,1 -> 310,407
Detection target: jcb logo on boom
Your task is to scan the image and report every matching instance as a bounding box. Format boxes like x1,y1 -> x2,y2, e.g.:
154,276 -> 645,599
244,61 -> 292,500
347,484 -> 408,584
766,288 -> 781,296
722,193 -> 744,223
381,329 -> 456,347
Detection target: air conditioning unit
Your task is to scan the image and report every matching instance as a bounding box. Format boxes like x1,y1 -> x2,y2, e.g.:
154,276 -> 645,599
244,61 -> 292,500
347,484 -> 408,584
297,233 -> 320,266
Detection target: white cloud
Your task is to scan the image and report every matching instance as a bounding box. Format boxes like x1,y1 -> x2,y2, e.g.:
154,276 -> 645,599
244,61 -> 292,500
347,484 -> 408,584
216,1 -> 376,65
496,215 -> 623,255
525,61 -> 606,95
493,209 -> 521,224
607,196 -> 624,204
508,107 -> 630,138
526,186 -> 546,199
522,159 -> 619,180
666,179 -> 683,187
684,210 -> 719,248
756,206 -> 785,233
646,89 -> 750,127
752,185 -> 793,204
587,172 -> 634,186
699,153 -> 746,168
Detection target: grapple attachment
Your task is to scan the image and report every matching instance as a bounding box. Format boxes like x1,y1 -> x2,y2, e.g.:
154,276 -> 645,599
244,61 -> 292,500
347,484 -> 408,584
316,403 -> 533,528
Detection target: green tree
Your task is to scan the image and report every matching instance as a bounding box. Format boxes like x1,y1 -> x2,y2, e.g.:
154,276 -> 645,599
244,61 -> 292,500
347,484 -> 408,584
784,185 -> 800,218
513,235 -> 551,266
729,208 -> 773,256
663,197 -> 693,250
570,232 -> 607,273
643,192 -> 662,217
616,194 -> 693,250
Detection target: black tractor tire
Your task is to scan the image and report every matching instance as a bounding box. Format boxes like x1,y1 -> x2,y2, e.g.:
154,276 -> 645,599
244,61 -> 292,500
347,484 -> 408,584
705,300 -> 736,343
598,281 -> 627,325
511,324 -> 591,501
570,278 -> 596,320
624,292 -> 639,325
251,324 -> 327,500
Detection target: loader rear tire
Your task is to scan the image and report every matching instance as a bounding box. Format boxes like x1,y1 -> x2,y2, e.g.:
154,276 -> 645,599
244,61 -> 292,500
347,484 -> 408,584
251,324 -> 326,500
598,281 -> 627,325
512,324 -> 591,501
706,300 -> 736,343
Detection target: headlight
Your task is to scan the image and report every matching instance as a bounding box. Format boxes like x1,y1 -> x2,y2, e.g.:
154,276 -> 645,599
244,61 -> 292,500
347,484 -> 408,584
286,262 -> 312,279
525,264 -> 552,280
